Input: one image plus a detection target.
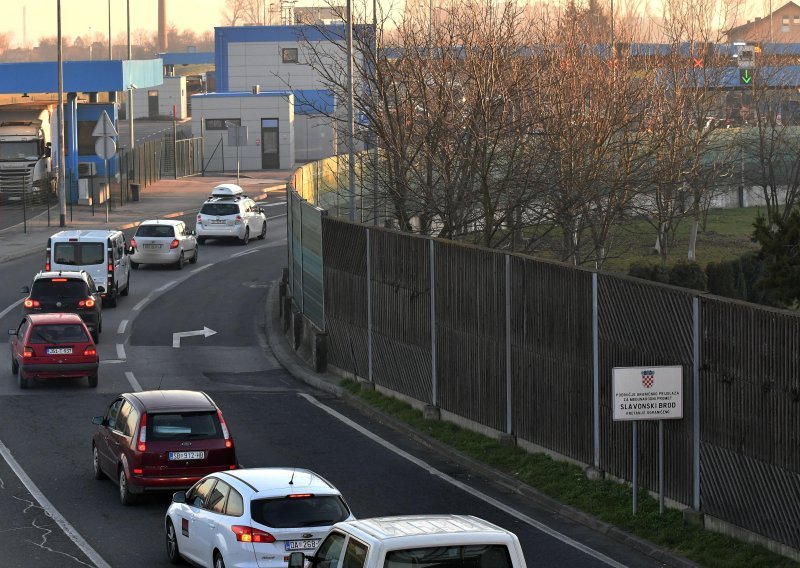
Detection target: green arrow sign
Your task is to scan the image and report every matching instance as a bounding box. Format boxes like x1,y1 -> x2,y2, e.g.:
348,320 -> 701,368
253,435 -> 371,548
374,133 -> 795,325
740,69 -> 753,85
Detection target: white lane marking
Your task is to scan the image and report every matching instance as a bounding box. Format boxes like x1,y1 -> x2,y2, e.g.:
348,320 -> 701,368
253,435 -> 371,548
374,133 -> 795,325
231,249 -> 258,258
116,344 -> 126,360
117,320 -> 128,334
132,296 -> 151,311
299,393 -> 628,568
258,202 -> 284,207
266,214 -> 287,221
155,280 -> 177,292
100,360 -> 124,365
191,264 -> 213,274
0,439 -> 112,568
124,371 -> 142,392
0,299 -> 23,320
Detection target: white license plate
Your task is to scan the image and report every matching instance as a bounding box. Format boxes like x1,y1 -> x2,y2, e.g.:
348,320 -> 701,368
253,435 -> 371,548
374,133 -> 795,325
285,539 -> 320,551
210,220 -> 226,224
168,451 -> 205,460
47,347 -> 73,355
143,243 -> 162,249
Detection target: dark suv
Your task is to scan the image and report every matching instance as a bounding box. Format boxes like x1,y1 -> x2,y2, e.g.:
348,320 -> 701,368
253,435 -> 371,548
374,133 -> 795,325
21,271 -> 103,343
91,390 -> 238,505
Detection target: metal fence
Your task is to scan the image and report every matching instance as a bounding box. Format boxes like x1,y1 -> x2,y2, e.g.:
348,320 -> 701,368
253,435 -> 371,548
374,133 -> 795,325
287,157 -> 800,557
118,136 -> 203,203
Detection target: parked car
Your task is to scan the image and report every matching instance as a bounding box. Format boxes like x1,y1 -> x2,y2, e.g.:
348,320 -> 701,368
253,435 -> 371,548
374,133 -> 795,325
21,270 -> 103,342
129,219 -> 199,269
288,515 -> 528,568
164,467 -> 354,567
195,184 -> 267,245
9,313 -> 99,389
91,390 -> 238,505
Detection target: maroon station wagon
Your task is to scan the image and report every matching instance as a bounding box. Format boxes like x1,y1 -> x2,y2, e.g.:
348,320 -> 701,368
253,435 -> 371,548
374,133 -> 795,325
91,390 -> 238,505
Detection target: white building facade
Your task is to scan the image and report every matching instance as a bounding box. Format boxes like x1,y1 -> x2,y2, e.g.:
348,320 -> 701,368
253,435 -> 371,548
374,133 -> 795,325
132,76 -> 187,119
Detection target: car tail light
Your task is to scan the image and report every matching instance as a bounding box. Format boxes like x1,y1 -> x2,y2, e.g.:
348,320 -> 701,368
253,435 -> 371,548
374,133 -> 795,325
133,468 -> 143,475
170,239 -> 179,249
217,409 -> 233,448
235,215 -> 243,224
45,249 -> 50,271
137,412 -> 147,452
23,299 -> 40,308
83,346 -> 97,356
287,493 -> 314,499
231,526 -> 275,543
108,249 -> 114,287
52,278 -> 67,282
78,298 -> 96,308
23,347 -> 34,358
130,238 -> 138,249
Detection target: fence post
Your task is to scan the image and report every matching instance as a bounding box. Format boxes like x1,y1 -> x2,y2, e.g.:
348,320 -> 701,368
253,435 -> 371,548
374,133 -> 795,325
505,254 -> 512,436
592,272 -> 600,470
367,228 -> 373,383
430,239 -> 437,408
692,296 -> 701,510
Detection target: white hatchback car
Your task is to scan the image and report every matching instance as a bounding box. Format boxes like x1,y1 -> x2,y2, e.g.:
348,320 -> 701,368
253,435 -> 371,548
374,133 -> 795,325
196,184 -> 268,245
164,467 -> 354,568
129,219 -> 198,269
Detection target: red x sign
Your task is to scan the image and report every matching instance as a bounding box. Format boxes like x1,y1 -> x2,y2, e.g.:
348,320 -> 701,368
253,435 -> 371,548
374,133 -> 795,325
693,57 -> 704,68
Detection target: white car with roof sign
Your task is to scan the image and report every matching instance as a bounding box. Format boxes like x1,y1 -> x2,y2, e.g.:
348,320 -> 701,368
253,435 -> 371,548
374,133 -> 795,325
195,184 -> 267,245
164,467 -> 354,568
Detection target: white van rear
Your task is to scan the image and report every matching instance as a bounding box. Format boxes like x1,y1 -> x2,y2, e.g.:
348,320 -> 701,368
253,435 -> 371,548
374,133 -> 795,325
46,230 -> 131,306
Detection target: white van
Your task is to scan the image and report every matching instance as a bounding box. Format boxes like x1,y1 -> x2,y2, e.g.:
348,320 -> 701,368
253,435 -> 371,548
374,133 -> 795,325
288,515 -> 528,568
46,230 -> 131,307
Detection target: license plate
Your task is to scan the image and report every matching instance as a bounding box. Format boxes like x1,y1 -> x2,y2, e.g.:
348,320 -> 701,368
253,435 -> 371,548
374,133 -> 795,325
210,220 -> 226,224
143,243 -> 161,249
285,539 -> 320,551
168,451 -> 204,460
47,347 -> 73,355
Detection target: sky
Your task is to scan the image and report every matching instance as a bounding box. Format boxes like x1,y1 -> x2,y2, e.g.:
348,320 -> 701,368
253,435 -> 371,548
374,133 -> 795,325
0,0 -> 234,48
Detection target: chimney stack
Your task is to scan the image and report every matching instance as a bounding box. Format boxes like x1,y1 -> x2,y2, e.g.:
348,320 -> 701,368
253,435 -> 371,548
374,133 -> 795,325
158,0 -> 168,52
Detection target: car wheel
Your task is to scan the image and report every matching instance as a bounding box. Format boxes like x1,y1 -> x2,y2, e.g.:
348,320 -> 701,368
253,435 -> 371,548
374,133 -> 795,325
240,228 -> 250,245
165,520 -> 182,564
11,357 -> 19,375
176,252 -> 185,270
131,260 -> 139,269
258,220 -> 267,239
88,373 -> 98,388
214,552 -> 226,568
121,273 -> 130,296
106,286 -> 118,308
190,246 -> 198,264
197,236 -> 205,244
18,371 -> 30,389
119,468 -> 137,506
92,445 -> 105,480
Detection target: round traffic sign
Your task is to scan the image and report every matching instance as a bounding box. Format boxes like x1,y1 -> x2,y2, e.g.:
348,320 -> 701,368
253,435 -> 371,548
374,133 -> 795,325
95,136 -> 116,160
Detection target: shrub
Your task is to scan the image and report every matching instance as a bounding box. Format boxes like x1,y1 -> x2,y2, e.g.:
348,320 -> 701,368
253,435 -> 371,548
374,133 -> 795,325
706,261 -> 736,298
628,262 -> 669,284
669,262 -> 708,291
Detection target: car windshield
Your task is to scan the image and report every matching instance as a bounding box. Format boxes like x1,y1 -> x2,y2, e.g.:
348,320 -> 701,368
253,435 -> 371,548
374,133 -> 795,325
148,412 -> 222,440
250,495 -> 350,528
29,324 -> 89,344
53,242 -> 105,265
201,203 -> 239,216
136,225 -> 176,238
30,279 -> 88,299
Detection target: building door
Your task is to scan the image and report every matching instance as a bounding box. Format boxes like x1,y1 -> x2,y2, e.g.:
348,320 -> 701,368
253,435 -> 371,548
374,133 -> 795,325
261,118 -> 279,169
148,90 -> 159,118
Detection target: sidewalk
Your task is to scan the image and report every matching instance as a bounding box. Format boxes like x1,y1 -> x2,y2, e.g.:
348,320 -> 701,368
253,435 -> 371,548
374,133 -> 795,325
0,171 -> 292,264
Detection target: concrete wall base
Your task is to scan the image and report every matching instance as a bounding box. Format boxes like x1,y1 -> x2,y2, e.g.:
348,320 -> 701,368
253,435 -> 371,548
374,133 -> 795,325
584,466 -> 604,481
422,405 -> 440,420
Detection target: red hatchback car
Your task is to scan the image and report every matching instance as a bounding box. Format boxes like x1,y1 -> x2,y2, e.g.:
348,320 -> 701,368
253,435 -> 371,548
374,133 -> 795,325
91,390 -> 238,505
9,313 -> 99,389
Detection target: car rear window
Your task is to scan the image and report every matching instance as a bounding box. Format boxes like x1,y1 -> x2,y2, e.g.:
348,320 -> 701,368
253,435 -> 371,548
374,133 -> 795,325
53,242 -> 105,265
148,411 -> 222,440
136,225 -> 176,237
31,279 -> 89,299
250,495 -> 350,528
383,545 -> 513,568
28,324 -> 89,344
201,203 -> 239,216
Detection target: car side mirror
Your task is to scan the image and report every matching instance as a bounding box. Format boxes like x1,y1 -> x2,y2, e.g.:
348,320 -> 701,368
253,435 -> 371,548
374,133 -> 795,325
172,491 -> 187,504
98,286 -> 105,293
92,416 -> 104,425
21,286 -> 30,294
126,246 -> 134,255
287,552 -> 306,568
7,329 -> 16,336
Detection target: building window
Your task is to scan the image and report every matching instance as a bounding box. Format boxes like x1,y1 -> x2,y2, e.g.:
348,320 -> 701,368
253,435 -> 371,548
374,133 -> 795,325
783,24 -> 790,32
205,118 -> 240,131
281,48 -> 299,63
794,15 -> 800,24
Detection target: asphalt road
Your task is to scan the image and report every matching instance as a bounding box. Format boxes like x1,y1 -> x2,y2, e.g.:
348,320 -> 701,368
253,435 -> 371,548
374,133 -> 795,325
0,212 -> 668,568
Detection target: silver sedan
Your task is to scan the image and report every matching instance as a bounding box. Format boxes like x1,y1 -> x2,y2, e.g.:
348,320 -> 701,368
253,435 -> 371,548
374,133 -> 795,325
129,219 -> 199,269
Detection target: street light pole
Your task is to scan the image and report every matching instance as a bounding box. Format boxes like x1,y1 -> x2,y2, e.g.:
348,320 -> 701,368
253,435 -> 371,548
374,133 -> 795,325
127,0 -> 134,153
346,0 -> 355,221
57,0 -> 67,227
108,0 -> 112,59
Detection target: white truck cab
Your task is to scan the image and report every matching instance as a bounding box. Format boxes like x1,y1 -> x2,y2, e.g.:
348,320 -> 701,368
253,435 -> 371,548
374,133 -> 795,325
46,230 -> 131,307
288,515 -> 527,568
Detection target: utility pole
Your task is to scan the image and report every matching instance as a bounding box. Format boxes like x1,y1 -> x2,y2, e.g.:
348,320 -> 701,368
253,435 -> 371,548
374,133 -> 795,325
57,0 -> 67,227
108,0 -> 112,59
346,0 -> 355,221
128,0 -> 134,153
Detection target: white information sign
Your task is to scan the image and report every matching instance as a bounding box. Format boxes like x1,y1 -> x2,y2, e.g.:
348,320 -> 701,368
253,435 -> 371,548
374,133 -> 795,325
612,366 -> 683,421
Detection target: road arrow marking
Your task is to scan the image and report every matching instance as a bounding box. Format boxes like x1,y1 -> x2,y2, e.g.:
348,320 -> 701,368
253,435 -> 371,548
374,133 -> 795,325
172,326 -> 217,348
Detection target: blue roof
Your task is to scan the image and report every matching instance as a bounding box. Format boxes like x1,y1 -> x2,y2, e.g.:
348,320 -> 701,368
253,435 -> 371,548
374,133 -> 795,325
159,52 -> 215,65
0,60 -> 163,94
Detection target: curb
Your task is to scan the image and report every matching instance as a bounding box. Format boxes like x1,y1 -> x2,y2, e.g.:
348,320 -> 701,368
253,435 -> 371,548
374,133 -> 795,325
263,283 -> 698,568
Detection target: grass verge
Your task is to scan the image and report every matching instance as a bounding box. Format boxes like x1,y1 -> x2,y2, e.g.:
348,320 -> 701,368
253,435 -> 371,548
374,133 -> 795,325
341,379 -> 798,568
